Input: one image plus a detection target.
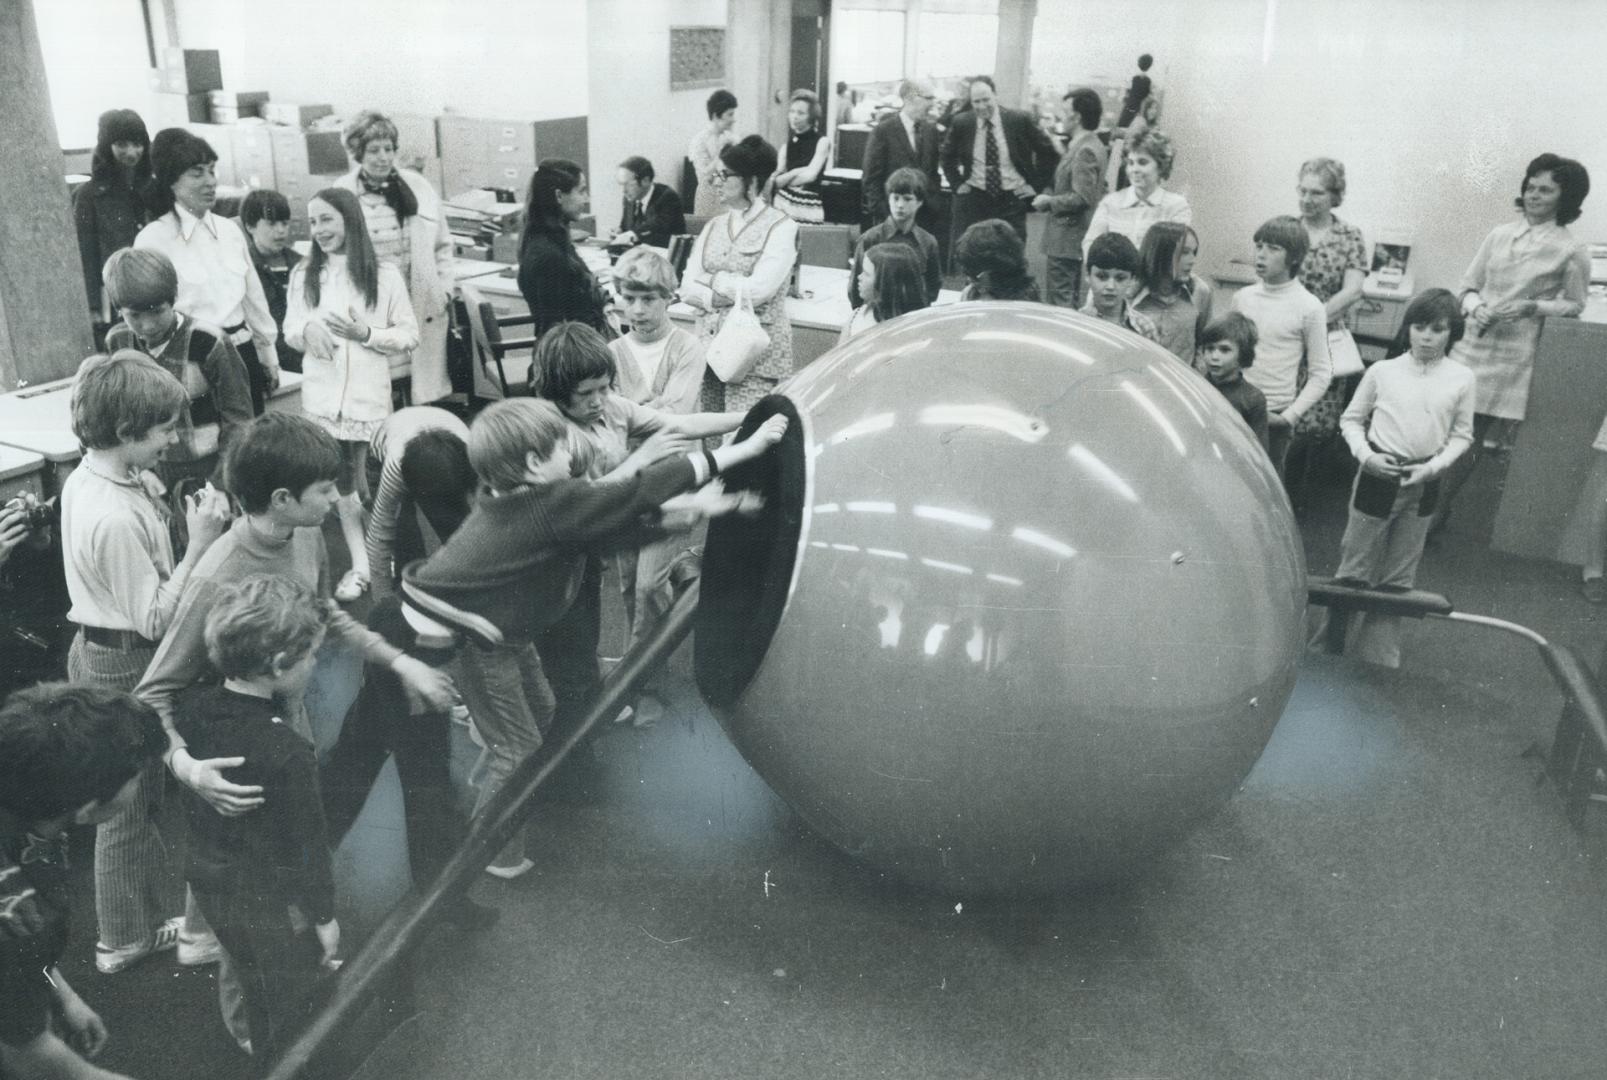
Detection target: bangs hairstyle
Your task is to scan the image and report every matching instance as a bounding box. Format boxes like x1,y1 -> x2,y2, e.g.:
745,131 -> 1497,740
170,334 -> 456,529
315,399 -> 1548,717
788,88 -> 821,127
204,575 -> 328,679
1252,215 -> 1309,273
1085,231 -> 1142,274
149,128 -> 218,217
612,246 -> 678,297
0,683 -> 164,822
302,187 -> 380,309
343,110 -> 401,162
102,247 -> 178,311
1519,152 -> 1590,227
885,165 -> 929,201
720,135 -> 779,194
1137,221 -> 1198,291
71,351 -> 187,450
1392,287 -> 1466,354
240,187 -> 292,228
521,158 -> 584,251
1199,312 -> 1259,369
468,397 -> 572,491
531,322 -> 617,403
706,89 -> 737,119
866,244 -> 929,323
91,108 -> 151,183
401,428 -> 477,502
1126,129 -> 1175,180
225,413 -> 342,513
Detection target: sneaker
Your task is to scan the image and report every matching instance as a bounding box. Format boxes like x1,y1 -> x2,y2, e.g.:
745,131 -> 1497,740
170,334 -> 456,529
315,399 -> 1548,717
177,928 -> 224,967
484,857 -> 535,881
95,916 -> 182,974
613,704 -> 635,725
632,694 -> 666,729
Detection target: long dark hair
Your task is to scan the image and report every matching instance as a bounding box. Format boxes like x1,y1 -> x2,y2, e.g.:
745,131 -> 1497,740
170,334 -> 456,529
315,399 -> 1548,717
520,159 -> 584,257
90,109 -> 152,186
301,188 -> 380,310
867,245 -> 928,323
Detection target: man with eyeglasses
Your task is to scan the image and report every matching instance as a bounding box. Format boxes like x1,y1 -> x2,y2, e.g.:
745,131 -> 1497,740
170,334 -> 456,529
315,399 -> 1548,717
861,77 -> 941,228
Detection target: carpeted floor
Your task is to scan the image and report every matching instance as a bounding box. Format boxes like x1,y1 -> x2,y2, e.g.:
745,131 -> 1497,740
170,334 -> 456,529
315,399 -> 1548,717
57,436 -> 1607,1080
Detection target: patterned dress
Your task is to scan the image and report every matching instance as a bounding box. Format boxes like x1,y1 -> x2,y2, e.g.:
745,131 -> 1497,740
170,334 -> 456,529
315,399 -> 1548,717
694,205 -> 795,413
1294,215 -> 1368,441
1451,218 -> 1589,420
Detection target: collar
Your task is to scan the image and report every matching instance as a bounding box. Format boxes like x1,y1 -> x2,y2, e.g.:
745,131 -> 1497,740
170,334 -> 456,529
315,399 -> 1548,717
1119,186 -> 1164,208
734,198 -> 768,225
639,185 -> 653,211
174,203 -> 218,241
236,513 -> 295,553
1514,218 -> 1560,241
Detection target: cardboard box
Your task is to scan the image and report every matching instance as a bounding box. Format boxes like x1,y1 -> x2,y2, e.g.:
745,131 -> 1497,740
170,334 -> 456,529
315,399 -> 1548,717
207,90 -> 270,119
270,128 -> 348,178
158,48 -> 222,94
230,128 -> 275,189
260,102 -> 334,128
151,91 -> 210,126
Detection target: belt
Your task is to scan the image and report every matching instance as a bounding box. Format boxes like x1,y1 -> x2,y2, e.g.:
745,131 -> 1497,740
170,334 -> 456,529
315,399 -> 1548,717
79,625 -> 156,650
1366,439 -> 1430,467
222,322 -> 251,346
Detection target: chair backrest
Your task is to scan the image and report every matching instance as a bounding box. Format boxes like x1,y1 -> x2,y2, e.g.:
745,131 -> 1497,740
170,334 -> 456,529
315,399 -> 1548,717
458,282 -> 511,399
682,213 -> 713,238
798,223 -> 854,269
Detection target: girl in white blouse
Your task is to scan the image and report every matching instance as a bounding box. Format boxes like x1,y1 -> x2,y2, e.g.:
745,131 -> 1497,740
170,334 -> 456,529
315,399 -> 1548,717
839,243 -> 931,344
285,188 -> 419,600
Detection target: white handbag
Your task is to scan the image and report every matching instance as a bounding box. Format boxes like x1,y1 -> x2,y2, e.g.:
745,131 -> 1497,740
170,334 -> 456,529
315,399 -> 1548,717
1327,326 -> 1365,378
705,285 -> 770,384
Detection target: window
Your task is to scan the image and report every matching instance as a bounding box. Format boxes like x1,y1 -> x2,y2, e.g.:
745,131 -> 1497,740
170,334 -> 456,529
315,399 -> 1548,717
914,12 -> 999,81
833,9 -> 908,84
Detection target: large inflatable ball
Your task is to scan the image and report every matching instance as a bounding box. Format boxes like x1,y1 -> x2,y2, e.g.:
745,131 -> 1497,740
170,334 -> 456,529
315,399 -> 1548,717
695,303 -> 1305,896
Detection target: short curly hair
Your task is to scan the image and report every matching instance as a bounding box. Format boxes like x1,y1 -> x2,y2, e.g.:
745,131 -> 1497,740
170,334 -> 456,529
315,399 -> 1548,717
344,110 -> 401,162
612,246 -> 679,297
1299,157 -> 1348,207
1126,129 -> 1175,180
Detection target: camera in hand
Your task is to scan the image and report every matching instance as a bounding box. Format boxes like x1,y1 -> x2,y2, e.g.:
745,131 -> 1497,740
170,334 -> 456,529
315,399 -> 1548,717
5,495 -> 58,532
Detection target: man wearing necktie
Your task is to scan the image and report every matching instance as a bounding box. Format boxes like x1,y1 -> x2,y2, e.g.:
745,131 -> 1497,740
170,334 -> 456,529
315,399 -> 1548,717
940,75 -> 1059,245
613,156 -> 687,250
860,77 -> 942,228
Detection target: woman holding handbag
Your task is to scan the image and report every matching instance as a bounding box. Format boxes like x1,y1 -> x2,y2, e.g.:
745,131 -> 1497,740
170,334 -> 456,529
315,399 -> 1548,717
1287,157 -> 1368,501
681,135 -> 799,413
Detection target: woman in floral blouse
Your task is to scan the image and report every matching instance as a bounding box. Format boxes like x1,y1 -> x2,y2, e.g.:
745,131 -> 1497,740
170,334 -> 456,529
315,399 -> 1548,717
1286,157 -> 1368,501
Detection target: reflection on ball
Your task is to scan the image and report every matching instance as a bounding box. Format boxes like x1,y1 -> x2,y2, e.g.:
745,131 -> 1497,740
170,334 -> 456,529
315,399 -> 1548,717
696,303 -> 1306,896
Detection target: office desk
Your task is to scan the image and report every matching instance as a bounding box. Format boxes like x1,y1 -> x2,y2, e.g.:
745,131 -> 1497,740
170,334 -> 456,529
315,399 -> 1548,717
0,371 -> 304,495
454,258 -> 958,380
0,446 -> 46,505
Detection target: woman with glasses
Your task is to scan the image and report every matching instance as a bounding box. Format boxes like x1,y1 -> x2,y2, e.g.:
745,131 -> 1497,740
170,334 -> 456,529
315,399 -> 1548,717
680,135 -> 799,412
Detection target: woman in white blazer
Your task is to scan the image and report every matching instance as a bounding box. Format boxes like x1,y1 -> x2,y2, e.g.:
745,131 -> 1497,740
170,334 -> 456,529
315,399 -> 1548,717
335,111 -> 454,404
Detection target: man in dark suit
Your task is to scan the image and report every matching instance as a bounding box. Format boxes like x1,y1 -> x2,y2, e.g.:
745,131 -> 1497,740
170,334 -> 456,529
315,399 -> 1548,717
940,75 -> 1059,242
860,77 -> 941,228
614,156 -> 687,249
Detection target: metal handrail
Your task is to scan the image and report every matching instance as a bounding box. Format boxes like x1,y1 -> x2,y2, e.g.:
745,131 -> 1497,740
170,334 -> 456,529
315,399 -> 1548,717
264,584 -> 702,1080
1308,574 -> 1607,817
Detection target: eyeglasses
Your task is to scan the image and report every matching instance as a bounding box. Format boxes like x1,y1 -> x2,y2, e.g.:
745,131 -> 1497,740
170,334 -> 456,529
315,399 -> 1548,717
710,167 -> 734,184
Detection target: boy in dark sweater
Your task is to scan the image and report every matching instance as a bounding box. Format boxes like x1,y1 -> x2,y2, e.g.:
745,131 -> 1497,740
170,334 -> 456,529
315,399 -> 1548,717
401,397 -> 786,651
176,576 -> 337,1069
1198,312 -> 1270,453
848,167 -> 942,308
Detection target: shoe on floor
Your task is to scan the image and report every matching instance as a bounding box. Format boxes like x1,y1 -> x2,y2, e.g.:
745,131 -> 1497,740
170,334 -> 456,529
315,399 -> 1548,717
613,704 -> 635,725
1583,577 -> 1607,605
334,568 -> 371,603
484,857 -> 535,880
441,897 -> 500,931
177,927 -> 224,967
632,693 -> 666,729
95,915 -> 183,974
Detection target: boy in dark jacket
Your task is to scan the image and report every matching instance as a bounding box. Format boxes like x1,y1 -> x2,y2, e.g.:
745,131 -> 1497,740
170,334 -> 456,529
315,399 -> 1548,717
177,575 -> 337,1068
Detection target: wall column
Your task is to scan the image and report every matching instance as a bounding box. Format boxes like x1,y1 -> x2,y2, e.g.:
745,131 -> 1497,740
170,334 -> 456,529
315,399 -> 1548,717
994,0 -> 1037,107
0,0 -> 95,391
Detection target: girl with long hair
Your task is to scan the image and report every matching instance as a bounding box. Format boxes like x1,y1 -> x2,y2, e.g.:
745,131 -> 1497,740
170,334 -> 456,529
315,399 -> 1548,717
285,187 -> 419,600
517,158 -> 612,339
840,244 -> 930,342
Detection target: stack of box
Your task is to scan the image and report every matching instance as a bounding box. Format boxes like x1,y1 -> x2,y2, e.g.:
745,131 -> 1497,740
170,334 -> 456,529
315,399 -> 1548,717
438,115 -> 537,201
261,103 -> 334,128
149,48 -> 222,127
208,90 -> 270,123
229,126 -> 275,190
268,127 -> 350,240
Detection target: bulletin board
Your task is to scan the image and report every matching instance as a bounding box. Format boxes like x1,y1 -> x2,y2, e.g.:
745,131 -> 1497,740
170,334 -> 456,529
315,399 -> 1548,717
670,27 -> 725,90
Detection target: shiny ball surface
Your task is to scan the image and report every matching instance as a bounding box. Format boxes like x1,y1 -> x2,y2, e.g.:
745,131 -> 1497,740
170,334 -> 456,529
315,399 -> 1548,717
695,303 -> 1306,896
